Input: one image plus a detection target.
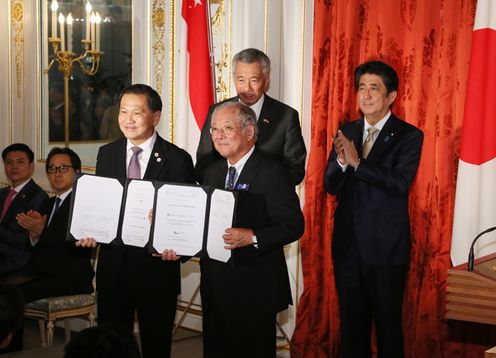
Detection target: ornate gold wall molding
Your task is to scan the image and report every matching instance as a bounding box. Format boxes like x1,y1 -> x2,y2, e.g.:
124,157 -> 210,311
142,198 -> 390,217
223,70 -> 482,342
215,43 -> 228,100
211,1 -> 228,101
210,0 -> 232,101
168,1 -> 175,143
11,0 -> 24,99
152,0 -> 166,94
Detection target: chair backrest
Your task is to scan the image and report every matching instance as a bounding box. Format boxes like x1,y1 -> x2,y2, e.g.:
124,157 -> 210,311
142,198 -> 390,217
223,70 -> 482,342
24,246 -> 99,347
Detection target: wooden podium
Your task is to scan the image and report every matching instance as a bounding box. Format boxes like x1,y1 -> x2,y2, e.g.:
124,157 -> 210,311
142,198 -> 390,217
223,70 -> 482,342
446,253 -> 496,325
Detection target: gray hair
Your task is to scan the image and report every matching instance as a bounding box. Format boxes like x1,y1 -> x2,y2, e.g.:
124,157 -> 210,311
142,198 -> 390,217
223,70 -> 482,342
232,48 -> 270,79
212,101 -> 259,141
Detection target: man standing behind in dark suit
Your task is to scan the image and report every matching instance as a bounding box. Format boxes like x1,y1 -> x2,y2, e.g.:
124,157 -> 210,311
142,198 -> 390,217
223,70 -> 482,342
77,84 -> 195,358
14,147 -> 94,302
199,102 -> 304,358
324,61 -> 423,357
195,48 -> 306,185
0,143 -> 48,274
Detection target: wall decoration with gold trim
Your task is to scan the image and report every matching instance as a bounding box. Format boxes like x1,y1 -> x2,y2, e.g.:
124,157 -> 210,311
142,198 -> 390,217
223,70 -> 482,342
11,0 -> 24,99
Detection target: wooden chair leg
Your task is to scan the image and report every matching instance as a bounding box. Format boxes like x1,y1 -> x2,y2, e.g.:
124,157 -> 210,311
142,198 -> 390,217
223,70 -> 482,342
64,319 -> 71,343
37,320 -> 47,347
47,320 -> 55,347
89,311 -> 96,327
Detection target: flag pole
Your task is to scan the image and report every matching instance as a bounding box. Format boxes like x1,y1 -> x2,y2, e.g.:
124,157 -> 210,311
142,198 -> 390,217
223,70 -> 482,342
205,0 -> 217,104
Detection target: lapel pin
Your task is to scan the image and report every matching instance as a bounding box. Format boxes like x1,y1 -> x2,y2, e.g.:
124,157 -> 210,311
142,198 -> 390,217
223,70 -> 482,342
384,133 -> 394,142
154,152 -> 159,157
156,157 -> 162,163
263,118 -> 269,124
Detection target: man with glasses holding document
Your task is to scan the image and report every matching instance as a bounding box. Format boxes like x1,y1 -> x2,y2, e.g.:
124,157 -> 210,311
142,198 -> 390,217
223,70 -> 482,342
77,84 -> 195,358
199,101 -> 304,358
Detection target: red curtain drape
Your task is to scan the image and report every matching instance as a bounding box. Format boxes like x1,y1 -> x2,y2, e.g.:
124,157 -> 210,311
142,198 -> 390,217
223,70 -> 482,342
292,0 -> 496,357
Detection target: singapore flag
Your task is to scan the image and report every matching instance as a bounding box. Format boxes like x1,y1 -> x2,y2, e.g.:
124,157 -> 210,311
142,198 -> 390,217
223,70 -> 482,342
176,0 -> 214,157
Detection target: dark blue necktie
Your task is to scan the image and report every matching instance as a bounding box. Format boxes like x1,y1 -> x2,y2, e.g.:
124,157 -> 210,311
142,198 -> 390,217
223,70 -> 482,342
48,197 -> 62,225
226,166 -> 236,190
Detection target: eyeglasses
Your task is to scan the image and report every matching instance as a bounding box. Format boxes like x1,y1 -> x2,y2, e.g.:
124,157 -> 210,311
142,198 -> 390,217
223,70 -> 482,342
47,165 -> 73,174
209,125 -> 243,136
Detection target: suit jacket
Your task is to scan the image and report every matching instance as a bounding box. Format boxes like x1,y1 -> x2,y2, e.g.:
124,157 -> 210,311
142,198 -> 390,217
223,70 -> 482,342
0,179 -> 49,273
200,150 -> 304,318
324,114 -> 423,266
195,94 -> 307,185
21,194 -> 94,295
95,134 -> 195,295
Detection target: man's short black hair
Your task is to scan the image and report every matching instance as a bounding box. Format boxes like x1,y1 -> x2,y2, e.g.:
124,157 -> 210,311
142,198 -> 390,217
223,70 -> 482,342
119,84 -> 162,113
354,60 -> 399,94
64,326 -> 141,358
0,285 -> 25,346
45,147 -> 82,173
2,143 -> 35,163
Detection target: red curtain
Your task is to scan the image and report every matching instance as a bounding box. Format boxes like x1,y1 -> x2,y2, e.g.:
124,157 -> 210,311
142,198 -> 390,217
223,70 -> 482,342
292,0 -> 496,357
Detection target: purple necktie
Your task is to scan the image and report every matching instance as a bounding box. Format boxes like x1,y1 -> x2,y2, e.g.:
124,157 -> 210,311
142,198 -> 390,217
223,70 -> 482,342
128,146 -> 143,179
0,189 -> 17,221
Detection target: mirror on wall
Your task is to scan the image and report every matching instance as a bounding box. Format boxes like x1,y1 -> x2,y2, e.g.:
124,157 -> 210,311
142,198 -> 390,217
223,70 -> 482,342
41,0 -> 132,166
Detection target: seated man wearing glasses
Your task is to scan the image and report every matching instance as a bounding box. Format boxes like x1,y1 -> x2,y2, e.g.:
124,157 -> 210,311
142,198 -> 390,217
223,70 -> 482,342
7,147 -> 94,302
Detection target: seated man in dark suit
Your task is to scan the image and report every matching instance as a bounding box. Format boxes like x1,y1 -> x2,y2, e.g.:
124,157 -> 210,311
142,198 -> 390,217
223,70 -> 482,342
197,102 -> 304,358
14,147 -> 94,302
0,143 -> 48,274
195,48 -> 307,185
1,148 -> 94,353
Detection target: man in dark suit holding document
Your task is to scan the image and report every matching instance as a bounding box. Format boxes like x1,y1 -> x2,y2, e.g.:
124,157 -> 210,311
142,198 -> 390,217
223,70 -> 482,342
199,102 -> 304,358
77,84 -> 195,358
